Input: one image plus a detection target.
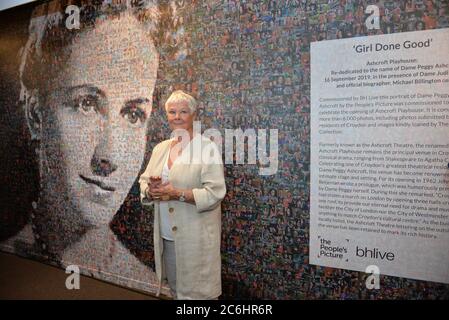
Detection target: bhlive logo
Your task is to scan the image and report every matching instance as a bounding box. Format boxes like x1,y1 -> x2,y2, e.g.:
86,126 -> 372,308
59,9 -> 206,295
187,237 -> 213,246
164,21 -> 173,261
356,246 -> 395,261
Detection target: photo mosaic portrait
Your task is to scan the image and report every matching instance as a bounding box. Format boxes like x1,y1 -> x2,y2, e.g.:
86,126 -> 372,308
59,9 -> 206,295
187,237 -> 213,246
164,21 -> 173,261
1,0 -> 448,299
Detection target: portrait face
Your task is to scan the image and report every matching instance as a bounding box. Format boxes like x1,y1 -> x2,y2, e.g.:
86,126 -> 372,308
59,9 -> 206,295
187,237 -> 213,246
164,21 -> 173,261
38,13 -> 158,227
166,101 -> 196,133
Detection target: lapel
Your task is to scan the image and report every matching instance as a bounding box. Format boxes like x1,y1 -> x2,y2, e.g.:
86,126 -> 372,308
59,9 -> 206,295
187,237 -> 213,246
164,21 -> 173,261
172,134 -> 201,167
152,140 -> 171,177
152,134 -> 201,179
169,134 -> 201,170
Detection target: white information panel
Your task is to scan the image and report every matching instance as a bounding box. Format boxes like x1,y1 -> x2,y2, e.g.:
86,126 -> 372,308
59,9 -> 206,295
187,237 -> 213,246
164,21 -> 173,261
310,28 -> 449,284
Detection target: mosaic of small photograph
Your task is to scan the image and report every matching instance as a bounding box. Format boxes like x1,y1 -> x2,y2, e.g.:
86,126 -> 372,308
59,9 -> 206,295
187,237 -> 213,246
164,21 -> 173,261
0,0 -> 448,299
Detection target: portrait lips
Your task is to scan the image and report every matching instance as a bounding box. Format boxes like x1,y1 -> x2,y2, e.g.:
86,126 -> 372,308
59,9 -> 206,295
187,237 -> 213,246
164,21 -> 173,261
79,174 -> 117,205
79,175 -> 116,191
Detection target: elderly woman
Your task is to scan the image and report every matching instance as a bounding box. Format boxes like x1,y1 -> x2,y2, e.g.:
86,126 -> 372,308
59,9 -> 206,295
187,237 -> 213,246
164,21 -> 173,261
139,90 -> 226,299
0,0 -> 186,294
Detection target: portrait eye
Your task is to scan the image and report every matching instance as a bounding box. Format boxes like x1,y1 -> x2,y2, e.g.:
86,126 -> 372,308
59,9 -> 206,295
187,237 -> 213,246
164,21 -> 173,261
73,94 -> 98,115
120,106 -> 146,126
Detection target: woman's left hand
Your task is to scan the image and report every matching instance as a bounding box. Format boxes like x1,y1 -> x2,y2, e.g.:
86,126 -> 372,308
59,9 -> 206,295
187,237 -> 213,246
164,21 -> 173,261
149,182 -> 177,200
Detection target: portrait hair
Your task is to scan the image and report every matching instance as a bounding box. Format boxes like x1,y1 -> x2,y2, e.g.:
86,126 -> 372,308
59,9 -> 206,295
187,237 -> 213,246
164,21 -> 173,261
12,0 -> 190,262
19,0 -> 188,140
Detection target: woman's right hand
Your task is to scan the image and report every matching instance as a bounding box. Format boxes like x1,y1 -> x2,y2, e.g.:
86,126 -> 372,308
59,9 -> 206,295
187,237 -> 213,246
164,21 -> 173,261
147,176 -> 162,199
149,176 -> 162,188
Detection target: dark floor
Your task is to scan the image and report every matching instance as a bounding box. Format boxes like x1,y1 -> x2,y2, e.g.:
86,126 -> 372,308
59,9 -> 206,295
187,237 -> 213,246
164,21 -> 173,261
0,252 -> 159,300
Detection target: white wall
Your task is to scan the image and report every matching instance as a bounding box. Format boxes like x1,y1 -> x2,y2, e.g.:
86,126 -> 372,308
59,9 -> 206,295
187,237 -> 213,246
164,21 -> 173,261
0,0 -> 36,11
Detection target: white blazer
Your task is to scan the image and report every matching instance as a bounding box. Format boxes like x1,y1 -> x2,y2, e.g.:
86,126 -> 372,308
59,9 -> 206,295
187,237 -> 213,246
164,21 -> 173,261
139,134 -> 226,299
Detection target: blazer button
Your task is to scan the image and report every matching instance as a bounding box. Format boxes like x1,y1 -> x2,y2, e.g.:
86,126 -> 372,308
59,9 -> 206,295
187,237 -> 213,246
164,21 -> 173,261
169,207 -> 174,213
172,226 -> 177,232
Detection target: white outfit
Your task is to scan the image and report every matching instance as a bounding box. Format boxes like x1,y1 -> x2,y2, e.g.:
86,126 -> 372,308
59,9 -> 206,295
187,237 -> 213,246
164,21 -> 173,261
139,134 -> 226,300
159,152 -> 174,241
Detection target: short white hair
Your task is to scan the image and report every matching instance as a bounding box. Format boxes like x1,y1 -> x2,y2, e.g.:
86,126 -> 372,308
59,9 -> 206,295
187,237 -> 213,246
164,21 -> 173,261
165,90 -> 197,113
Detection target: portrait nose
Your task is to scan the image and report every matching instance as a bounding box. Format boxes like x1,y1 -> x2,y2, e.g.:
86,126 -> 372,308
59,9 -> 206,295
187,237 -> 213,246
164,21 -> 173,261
91,155 -> 117,177
91,122 -> 117,177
